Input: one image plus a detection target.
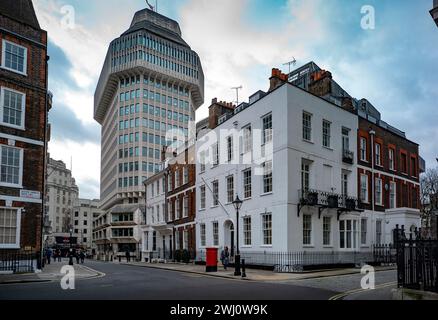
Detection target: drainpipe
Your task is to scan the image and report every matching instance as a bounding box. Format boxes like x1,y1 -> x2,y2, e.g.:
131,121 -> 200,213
369,130 -> 376,244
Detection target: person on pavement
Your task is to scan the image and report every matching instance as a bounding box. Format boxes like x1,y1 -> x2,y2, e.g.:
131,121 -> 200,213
220,247 -> 230,270
80,250 -> 85,264
125,250 -> 131,263
46,248 -> 52,264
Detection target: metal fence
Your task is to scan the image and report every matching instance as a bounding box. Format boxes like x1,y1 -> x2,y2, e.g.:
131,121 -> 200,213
395,225 -> 438,293
195,250 -> 374,272
373,244 -> 397,264
0,251 -> 39,273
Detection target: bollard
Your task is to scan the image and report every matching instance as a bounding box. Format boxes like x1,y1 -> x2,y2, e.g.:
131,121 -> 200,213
242,259 -> 246,278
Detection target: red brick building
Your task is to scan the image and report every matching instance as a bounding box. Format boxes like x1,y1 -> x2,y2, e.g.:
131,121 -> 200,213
357,114 -> 420,212
166,147 -> 196,257
0,0 -> 50,266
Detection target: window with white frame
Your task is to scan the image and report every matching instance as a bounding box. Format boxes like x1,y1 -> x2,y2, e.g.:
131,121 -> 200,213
389,148 -> 395,171
361,218 -> 367,245
226,136 -> 233,162
390,181 -> 396,209
262,213 -> 272,245
262,160 -> 273,193
0,145 -> 23,187
375,143 -> 382,166
183,229 -> 189,250
341,171 -> 349,197
360,174 -> 368,203
303,214 -> 312,245
376,220 -> 382,245
183,167 -> 188,185
243,216 -> 251,246
323,216 -> 331,246
301,160 -> 311,192
340,219 -> 359,249
212,143 -> 219,166
360,137 -> 367,161
226,175 -> 234,203
342,127 -> 350,151
302,112 -> 312,141
0,208 -> 20,248
243,169 -> 252,199
200,224 -> 206,247
200,151 -> 206,173
262,113 -> 272,144
243,125 -> 252,153
176,198 -> 181,219
375,178 -> 383,205
200,185 -> 206,210
212,221 -> 219,246
1,87 -> 25,129
1,40 -> 27,75
322,120 -> 331,148
175,170 -> 179,188
212,180 -> 219,206
151,207 -> 155,224
168,174 -> 173,191
183,195 -> 189,218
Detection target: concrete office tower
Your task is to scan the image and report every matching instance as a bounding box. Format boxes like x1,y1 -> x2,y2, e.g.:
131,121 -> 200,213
94,8 -> 203,257
94,8 -> 204,211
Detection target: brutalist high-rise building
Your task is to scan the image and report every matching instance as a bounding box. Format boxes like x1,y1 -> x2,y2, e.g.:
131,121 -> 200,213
94,8 -> 204,213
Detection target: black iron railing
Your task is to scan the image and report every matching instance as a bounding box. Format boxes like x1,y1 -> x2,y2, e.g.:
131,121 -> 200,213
373,244 -> 397,264
394,225 -> 438,293
0,251 -> 39,273
342,149 -> 354,164
195,249 -> 373,272
298,189 -> 362,218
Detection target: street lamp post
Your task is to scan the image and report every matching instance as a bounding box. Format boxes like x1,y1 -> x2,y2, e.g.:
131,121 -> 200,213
69,227 -> 74,265
232,195 -> 243,277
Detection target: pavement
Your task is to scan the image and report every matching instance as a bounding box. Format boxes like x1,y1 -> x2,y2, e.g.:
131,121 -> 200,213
0,258 -> 103,285
119,260 -> 396,282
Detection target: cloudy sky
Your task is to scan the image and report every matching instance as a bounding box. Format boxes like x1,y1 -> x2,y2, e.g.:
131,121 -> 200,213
33,0 -> 438,199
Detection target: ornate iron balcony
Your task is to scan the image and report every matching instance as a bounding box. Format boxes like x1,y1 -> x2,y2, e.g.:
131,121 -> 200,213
342,149 -> 354,164
298,189 -> 363,219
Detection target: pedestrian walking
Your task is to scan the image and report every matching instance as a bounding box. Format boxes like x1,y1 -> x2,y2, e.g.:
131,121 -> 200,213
220,247 -> 230,270
125,250 -> 131,263
57,249 -> 62,262
75,250 -> 80,264
80,250 -> 85,264
46,248 -> 52,265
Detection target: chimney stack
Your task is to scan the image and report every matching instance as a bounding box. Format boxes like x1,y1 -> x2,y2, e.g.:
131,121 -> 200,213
269,68 -> 288,92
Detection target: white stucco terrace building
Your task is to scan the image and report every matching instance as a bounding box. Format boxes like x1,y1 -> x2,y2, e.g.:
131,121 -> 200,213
195,70 -> 378,264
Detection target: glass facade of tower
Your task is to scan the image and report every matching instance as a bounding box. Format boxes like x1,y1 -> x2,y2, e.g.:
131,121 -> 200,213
95,9 -> 204,210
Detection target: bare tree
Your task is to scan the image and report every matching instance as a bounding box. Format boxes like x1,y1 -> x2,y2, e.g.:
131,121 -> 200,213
420,167 -> 438,212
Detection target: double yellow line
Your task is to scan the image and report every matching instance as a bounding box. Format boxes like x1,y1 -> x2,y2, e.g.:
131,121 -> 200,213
329,281 -> 397,300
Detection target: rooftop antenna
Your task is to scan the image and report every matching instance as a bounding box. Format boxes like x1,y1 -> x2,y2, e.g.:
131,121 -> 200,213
231,86 -> 243,106
283,57 -> 297,74
145,0 -> 155,11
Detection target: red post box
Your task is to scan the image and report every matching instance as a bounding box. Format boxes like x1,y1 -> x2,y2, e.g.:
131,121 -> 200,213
205,247 -> 218,272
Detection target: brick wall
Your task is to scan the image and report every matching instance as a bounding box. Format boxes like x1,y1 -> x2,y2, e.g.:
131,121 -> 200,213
0,12 -> 48,253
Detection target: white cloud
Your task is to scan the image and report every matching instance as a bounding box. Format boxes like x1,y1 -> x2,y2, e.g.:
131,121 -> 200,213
180,0 -> 328,120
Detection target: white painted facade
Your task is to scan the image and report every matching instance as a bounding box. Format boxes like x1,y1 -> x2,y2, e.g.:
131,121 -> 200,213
195,83 -> 374,254
141,170 -> 172,260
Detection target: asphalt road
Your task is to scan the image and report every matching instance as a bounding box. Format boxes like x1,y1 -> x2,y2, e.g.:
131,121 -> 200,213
0,260 -> 337,300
